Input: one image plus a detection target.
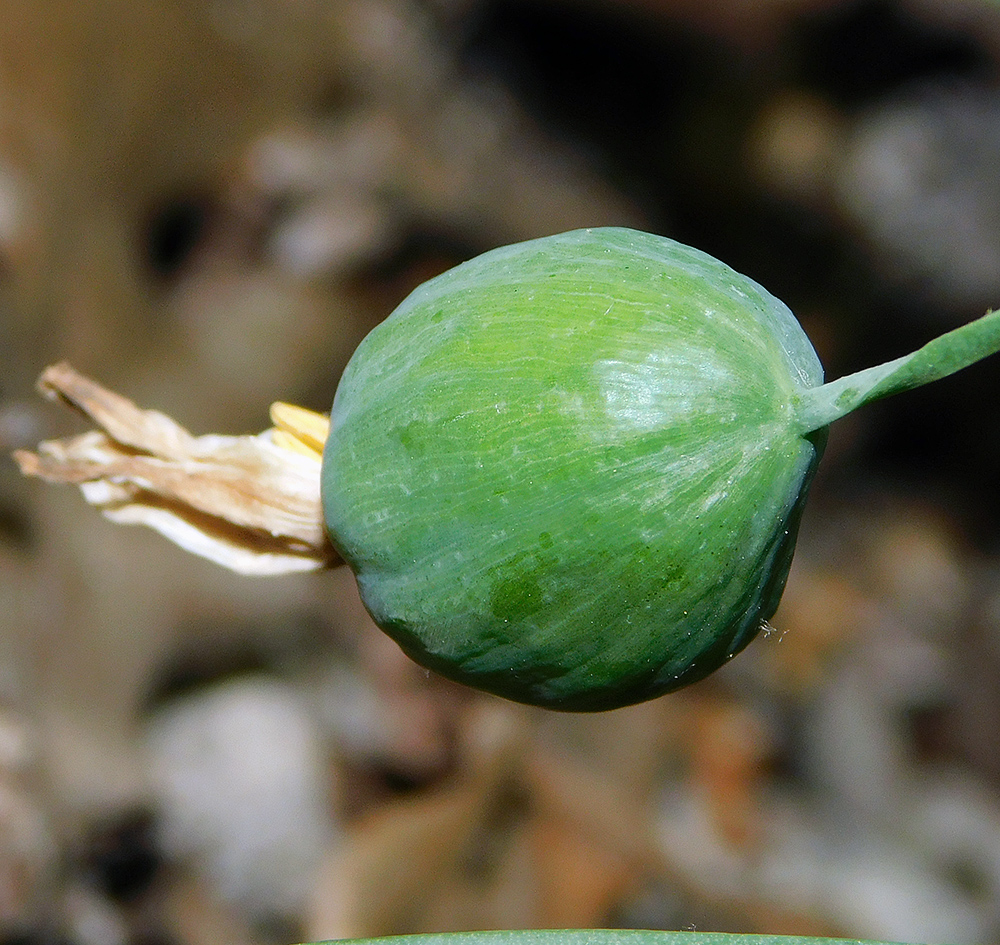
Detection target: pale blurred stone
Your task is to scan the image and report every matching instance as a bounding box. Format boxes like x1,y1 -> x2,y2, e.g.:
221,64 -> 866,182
837,84 -> 1000,307
146,676 -> 337,922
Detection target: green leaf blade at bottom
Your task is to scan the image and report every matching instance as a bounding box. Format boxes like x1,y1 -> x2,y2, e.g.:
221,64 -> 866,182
300,929 -> 936,945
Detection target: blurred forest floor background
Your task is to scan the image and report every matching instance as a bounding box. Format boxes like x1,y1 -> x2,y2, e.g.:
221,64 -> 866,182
3,0 -> 1000,943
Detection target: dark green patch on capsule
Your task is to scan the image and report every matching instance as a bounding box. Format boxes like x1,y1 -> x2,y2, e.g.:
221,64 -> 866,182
321,227 -> 828,710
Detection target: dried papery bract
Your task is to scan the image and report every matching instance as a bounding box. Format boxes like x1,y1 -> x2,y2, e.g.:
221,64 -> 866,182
14,363 -> 337,576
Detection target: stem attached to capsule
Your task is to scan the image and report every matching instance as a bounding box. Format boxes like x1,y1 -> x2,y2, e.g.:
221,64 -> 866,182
793,308 -> 1000,435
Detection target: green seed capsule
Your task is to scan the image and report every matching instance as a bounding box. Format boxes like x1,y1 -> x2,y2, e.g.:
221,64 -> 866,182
321,227 -> 1000,711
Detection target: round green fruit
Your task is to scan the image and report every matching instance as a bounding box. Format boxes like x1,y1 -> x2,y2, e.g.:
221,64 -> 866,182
321,227 -> 1000,711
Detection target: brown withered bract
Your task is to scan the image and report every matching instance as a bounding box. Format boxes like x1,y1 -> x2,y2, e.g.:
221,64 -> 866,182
14,362 -> 337,576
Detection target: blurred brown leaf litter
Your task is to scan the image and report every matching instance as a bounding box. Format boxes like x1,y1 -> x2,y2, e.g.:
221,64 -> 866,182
4,0 -> 1000,943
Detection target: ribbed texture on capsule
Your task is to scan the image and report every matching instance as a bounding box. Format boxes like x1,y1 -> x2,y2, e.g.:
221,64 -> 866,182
321,228 -> 827,710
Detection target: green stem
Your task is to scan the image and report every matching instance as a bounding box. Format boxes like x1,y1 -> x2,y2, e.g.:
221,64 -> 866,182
793,308 -> 1000,435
